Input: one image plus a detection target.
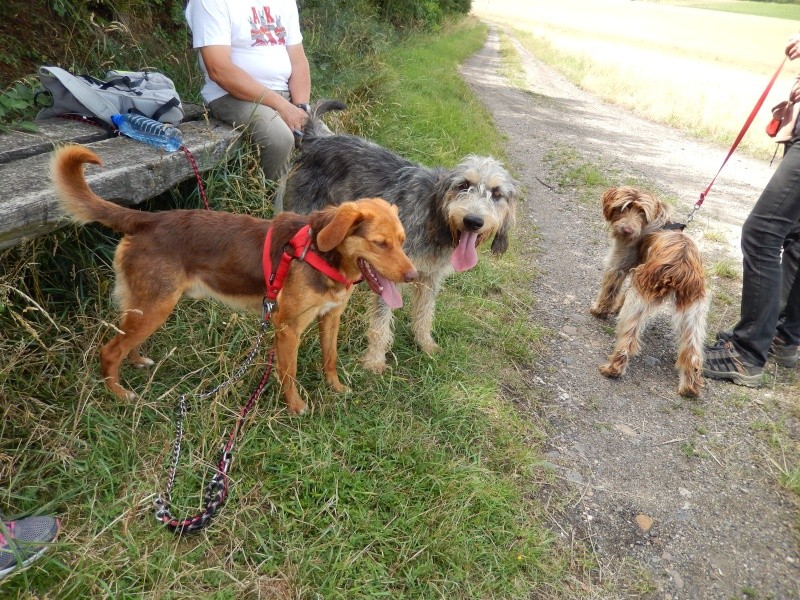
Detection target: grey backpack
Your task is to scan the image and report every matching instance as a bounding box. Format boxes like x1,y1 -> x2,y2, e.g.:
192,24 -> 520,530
36,66 -> 184,126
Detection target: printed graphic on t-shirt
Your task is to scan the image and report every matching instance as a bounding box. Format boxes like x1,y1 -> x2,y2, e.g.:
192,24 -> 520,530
249,5 -> 287,46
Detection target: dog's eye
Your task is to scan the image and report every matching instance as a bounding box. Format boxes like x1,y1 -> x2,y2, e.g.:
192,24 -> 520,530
373,240 -> 388,249
458,181 -> 471,192
491,188 -> 504,201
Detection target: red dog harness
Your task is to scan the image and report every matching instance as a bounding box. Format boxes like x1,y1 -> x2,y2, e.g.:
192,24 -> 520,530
262,224 -> 357,314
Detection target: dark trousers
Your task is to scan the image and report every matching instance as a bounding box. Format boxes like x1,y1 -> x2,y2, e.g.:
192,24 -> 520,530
731,138 -> 800,366
777,225 -> 800,345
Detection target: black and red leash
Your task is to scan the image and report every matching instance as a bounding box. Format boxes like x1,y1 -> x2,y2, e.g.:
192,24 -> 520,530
154,222 -> 356,534
687,56 -> 788,224
153,325 -> 275,534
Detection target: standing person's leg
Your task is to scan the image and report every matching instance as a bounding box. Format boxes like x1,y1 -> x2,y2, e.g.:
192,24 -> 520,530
208,94 -> 296,182
705,138 -> 800,385
771,224 -> 800,366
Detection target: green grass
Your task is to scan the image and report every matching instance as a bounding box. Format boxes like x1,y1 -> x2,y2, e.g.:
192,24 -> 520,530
0,18 -> 575,599
663,0 -> 800,21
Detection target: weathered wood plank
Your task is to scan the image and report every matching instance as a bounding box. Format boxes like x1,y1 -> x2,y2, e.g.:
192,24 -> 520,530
0,115 -> 242,249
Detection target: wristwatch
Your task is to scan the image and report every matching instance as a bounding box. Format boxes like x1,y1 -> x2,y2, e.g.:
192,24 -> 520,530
296,103 -> 311,113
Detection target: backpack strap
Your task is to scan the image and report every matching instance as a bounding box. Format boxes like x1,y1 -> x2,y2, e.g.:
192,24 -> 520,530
151,97 -> 181,122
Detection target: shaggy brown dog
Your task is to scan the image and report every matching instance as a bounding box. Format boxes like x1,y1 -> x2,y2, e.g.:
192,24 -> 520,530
51,145 -> 417,415
590,186 -> 708,397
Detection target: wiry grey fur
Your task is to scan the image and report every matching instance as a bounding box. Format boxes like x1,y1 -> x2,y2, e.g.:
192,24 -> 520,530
281,100 -> 519,372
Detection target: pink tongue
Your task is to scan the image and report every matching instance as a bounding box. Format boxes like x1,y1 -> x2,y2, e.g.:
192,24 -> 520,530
376,272 -> 403,309
451,231 -> 479,272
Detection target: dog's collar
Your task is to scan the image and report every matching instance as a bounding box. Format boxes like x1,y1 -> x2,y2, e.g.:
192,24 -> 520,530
262,224 -> 357,310
661,222 -> 686,231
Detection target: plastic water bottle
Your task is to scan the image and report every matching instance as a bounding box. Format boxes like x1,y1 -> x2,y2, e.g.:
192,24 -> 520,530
112,113 -> 183,152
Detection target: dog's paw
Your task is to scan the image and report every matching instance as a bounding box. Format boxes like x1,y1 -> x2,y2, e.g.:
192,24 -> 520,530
287,401 -> 308,416
590,306 -> 611,319
599,363 -> 621,378
418,338 -> 440,355
678,380 -> 702,399
328,379 -> 351,394
108,380 -> 138,401
362,355 -> 387,374
131,357 -> 155,369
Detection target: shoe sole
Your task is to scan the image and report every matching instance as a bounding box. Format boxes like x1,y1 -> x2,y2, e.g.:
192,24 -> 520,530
0,545 -> 52,579
703,368 -> 762,388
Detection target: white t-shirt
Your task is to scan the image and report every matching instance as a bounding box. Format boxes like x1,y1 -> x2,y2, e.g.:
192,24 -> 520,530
185,0 -> 303,103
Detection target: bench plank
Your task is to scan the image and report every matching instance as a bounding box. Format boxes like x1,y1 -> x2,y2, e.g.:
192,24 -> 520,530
0,112 -> 242,250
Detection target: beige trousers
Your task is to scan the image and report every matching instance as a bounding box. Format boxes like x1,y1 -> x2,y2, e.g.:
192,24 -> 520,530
208,91 -> 295,182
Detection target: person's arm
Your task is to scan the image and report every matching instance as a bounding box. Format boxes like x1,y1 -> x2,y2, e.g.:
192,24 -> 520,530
199,44 -> 307,132
287,43 -> 311,107
786,35 -> 800,103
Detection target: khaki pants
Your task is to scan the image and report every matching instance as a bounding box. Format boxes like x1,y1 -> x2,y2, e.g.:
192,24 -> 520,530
208,91 -> 295,182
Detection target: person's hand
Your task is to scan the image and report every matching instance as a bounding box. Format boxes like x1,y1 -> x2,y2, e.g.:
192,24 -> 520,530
786,34 -> 800,60
790,78 -> 800,103
277,100 -> 308,135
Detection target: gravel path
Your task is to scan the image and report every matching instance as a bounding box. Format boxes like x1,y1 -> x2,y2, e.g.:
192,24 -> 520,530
461,27 -> 800,599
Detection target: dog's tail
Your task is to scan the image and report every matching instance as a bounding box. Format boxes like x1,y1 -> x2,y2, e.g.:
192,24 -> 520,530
301,99 -> 347,141
51,144 -> 154,234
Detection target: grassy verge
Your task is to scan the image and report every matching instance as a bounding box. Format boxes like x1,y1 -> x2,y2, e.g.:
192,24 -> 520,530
0,18 -> 578,599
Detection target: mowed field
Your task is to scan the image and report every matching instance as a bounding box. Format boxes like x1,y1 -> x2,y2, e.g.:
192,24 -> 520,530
472,0 -> 800,157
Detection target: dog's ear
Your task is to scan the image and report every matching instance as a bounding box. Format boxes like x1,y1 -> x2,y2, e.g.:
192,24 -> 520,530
601,187 -> 622,221
491,201 -> 516,255
315,202 -> 362,252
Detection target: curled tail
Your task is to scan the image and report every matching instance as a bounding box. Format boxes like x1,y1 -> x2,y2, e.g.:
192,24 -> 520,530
301,99 -> 347,141
50,144 -> 153,234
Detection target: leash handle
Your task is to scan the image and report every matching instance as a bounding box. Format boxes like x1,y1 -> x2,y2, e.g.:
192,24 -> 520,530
154,324 -> 274,535
696,56 -> 788,209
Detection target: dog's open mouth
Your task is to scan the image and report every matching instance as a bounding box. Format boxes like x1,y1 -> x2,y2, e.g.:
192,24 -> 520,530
451,230 -> 479,272
357,258 -> 403,308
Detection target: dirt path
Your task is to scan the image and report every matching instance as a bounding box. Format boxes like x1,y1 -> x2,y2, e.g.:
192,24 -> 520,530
460,27 -> 800,599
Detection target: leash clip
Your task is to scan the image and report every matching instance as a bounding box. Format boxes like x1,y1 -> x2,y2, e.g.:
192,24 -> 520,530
686,203 -> 701,224
153,497 -> 168,520
262,297 -> 276,320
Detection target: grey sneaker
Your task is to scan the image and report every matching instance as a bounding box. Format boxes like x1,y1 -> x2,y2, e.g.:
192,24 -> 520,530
0,516 -> 60,579
769,335 -> 799,368
703,340 -> 763,388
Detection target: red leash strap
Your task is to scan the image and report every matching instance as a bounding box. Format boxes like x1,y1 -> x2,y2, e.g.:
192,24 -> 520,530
180,145 -> 211,210
696,56 -> 787,209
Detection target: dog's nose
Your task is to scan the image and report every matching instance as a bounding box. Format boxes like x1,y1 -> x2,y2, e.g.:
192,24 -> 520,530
404,269 -> 418,283
463,214 -> 484,231
620,225 -> 634,236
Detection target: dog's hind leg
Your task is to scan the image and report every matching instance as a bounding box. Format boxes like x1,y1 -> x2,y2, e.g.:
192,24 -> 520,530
599,287 -> 656,379
363,297 -> 394,374
101,294 -> 180,400
411,275 -> 441,355
673,297 -> 708,398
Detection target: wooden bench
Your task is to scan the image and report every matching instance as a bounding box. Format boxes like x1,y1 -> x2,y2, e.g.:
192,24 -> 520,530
0,104 -> 242,250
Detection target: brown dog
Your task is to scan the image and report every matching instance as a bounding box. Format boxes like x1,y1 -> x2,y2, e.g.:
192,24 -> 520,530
51,145 -> 417,414
590,186 -> 708,398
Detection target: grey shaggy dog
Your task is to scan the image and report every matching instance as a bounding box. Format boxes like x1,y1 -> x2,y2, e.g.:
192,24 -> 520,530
281,100 -> 519,372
